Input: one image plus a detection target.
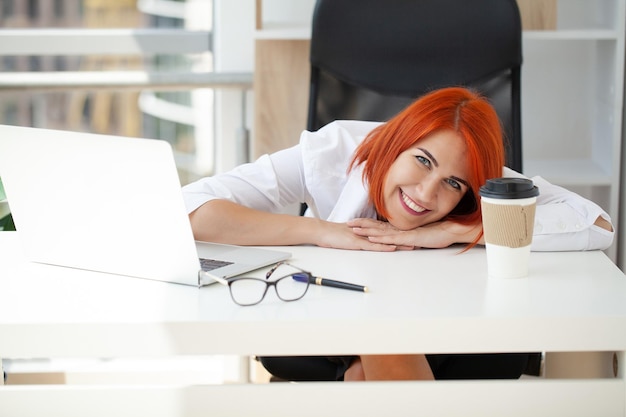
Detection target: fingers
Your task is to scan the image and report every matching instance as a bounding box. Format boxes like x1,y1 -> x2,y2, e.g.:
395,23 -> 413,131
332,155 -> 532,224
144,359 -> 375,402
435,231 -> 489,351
352,226 -> 401,238
357,240 -> 399,252
318,222 -> 399,252
322,220 -> 414,251
366,234 -> 415,250
348,220 -> 416,250
347,218 -> 391,229
349,231 -> 400,252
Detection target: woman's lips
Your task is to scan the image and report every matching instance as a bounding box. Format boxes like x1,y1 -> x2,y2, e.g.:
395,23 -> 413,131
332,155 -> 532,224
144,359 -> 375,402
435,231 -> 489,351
400,190 -> 429,215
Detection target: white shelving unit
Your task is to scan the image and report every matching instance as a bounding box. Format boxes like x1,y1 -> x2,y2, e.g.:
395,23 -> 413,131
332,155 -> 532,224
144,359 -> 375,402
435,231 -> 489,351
521,0 -> 625,263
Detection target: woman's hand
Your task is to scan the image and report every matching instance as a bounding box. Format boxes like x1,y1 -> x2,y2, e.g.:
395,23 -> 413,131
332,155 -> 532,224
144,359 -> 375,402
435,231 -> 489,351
347,218 -> 483,249
313,220 -> 406,252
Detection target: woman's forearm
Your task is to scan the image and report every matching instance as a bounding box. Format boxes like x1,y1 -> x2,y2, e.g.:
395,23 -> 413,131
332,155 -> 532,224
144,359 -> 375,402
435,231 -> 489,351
189,200 -> 402,251
188,199 -> 321,246
594,215 -> 613,232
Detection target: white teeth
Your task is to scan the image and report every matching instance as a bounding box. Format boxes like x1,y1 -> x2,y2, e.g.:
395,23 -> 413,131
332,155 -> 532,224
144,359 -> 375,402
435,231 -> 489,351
401,191 -> 426,213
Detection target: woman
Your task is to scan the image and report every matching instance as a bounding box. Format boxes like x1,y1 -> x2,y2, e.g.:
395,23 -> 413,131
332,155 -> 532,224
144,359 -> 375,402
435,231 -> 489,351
183,87 -> 613,381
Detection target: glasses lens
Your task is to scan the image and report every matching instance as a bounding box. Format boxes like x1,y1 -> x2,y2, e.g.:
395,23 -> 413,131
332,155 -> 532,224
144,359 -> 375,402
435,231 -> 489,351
275,275 -> 309,301
229,278 -> 268,306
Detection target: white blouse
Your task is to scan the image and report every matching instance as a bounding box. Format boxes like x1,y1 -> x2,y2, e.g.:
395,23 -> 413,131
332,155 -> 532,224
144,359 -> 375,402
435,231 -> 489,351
183,120 -> 614,251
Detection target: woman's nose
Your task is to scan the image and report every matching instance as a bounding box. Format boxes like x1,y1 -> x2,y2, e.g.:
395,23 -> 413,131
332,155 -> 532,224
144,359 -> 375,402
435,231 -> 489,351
417,175 -> 439,203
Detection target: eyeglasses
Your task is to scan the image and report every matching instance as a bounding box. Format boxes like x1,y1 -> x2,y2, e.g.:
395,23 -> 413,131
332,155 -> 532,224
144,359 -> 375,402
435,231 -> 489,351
201,262 -> 312,306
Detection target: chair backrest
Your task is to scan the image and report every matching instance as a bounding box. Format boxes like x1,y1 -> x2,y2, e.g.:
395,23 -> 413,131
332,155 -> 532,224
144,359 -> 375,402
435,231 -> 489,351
308,0 -> 523,172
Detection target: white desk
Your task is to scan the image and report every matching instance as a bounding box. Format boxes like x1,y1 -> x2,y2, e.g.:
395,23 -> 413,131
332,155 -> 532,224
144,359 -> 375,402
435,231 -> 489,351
1,231 -> 625,416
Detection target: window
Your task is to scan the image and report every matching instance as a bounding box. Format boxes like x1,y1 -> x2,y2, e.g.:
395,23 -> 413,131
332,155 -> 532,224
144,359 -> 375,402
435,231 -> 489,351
0,0 -> 252,184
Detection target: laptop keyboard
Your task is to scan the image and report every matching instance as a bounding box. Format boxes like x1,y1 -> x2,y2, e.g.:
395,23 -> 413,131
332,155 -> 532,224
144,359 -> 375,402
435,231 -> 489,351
199,257 -> 234,272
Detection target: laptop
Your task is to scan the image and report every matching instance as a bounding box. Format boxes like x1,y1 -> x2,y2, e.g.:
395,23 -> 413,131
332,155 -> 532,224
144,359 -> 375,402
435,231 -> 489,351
0,124 -> 291,287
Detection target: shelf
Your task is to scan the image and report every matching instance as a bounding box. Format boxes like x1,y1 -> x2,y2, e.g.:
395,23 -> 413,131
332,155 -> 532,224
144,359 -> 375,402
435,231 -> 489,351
256,29 -> 619,42
255,24 -> 311,40
523,29 -> 620,41
523,159 -> 612,186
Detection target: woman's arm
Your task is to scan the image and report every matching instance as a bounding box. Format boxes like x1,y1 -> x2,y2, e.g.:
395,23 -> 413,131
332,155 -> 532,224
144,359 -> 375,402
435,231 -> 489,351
504,168 -> 614,251
184,123 -> 407,251
594,216 -> 613,232
349,214 -> 613,251
190,199 -> 403,251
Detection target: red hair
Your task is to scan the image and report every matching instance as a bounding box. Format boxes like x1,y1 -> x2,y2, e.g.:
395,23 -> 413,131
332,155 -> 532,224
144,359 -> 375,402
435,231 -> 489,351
349,87 -> 505,243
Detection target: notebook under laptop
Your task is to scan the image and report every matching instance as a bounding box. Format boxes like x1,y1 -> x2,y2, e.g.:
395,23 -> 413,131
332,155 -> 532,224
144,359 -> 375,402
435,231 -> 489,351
0,124 -> 291,287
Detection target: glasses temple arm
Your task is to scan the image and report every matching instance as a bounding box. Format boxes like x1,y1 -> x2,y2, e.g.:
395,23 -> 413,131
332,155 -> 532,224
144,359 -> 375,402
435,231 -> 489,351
265,262 -> 312,281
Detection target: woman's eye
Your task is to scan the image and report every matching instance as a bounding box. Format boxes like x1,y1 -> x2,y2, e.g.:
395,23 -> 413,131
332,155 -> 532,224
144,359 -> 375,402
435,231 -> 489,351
416,155 -> 430,168
446,178 -> 462,190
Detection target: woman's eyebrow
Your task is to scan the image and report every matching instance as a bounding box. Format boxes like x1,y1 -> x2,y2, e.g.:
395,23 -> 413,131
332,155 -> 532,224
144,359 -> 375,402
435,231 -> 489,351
417,147 -> 438,167
418,147 -> 470,188
451,176 -> 470,188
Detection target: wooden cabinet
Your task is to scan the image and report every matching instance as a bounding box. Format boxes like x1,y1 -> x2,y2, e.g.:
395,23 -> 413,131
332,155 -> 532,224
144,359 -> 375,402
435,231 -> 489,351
252,0 -> 313,159
253,36 -> 309,159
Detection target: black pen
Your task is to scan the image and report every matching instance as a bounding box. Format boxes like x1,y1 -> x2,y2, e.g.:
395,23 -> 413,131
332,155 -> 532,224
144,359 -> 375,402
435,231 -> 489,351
292,273 -> 369,293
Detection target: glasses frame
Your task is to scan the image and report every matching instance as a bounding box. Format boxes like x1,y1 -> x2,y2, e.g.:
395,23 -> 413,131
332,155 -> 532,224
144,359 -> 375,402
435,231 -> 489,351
201,262 -> 313,306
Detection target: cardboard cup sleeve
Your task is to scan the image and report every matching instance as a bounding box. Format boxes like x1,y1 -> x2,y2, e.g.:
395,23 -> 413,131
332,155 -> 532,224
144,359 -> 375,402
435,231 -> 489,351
481,202 -> 536,248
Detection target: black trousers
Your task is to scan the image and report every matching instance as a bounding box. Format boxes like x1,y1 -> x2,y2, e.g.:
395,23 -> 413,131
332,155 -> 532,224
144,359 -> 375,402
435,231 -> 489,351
259,353 -> 531,381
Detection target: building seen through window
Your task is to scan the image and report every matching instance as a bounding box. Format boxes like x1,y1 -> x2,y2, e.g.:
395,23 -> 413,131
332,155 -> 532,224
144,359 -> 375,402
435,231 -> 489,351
0,0 -> 214,184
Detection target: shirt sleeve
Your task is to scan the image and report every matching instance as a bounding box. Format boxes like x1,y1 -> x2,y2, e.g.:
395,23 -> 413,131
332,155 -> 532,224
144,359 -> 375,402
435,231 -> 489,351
502,167 -> 614,251
182,145 -> 306,214
182,120 -> 379,220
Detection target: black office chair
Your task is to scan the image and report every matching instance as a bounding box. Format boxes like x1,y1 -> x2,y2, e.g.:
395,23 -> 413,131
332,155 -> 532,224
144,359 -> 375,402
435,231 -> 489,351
307,0 -> 523,172
260,0 -> 542,382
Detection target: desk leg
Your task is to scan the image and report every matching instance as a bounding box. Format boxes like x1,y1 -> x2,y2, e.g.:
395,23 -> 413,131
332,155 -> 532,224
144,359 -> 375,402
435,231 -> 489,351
618,350 -> 625,417
237,356 -> 251,383
221,355 -> 253,384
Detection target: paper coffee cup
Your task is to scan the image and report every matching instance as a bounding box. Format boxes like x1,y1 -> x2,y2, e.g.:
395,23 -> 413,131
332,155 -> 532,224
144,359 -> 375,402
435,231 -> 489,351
479,178 -> 539,279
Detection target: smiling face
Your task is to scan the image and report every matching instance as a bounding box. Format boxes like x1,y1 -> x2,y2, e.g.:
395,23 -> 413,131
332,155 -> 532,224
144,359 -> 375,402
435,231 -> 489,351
382,129 -> 470,230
